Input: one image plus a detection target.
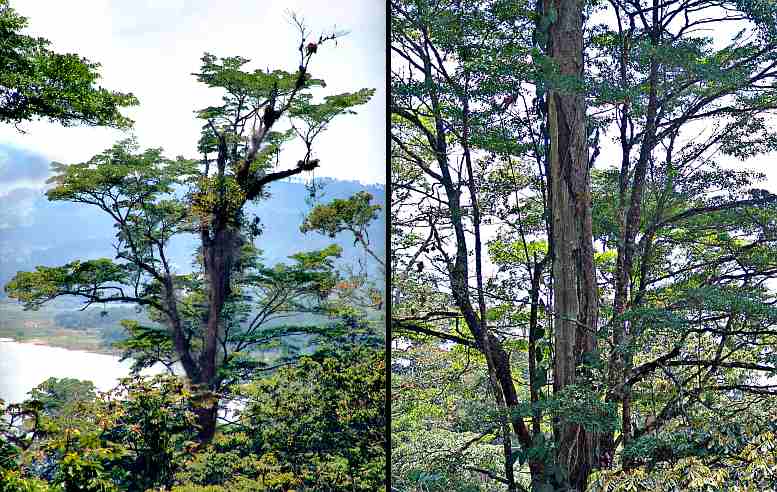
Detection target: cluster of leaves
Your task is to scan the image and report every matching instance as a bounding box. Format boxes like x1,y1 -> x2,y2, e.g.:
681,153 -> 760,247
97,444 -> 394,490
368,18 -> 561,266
589,406 -> 777,491
301,192 -> 381,240
392,343 -> 517,491
173,344 -> 385,491
0,0 -> 137,127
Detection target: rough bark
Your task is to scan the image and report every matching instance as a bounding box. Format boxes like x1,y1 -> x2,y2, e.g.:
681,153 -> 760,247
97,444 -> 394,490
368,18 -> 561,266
544,0 -> 598,489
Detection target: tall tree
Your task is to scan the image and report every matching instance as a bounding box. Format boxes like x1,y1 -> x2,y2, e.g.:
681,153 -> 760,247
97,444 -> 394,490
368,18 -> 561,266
539,0 -> 599,487
6,19 -> 374,443
587,0 -> 777,462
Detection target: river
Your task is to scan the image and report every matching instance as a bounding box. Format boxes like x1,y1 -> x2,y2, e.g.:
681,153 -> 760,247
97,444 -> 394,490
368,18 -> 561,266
0,338 -> 164,404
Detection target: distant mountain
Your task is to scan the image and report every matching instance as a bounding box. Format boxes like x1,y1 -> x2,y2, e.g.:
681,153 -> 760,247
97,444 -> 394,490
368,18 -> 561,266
0,177 -> 385,298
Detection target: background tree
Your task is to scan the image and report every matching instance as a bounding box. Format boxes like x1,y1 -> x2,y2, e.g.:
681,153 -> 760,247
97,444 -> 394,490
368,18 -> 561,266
302,191 -> 387,313
0,0 -> 137,128
301,191 -> 385,271
27,378 -> 96,419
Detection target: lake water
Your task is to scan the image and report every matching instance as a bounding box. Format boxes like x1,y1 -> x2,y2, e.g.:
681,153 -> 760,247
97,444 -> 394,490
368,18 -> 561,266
0,338 -> 163,404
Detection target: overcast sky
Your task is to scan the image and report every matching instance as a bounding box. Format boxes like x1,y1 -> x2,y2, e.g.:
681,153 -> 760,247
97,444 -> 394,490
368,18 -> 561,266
0,0 -> 386,195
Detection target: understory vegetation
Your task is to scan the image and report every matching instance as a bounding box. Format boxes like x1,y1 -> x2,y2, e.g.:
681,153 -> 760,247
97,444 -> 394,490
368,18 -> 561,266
2,342 -> 384,491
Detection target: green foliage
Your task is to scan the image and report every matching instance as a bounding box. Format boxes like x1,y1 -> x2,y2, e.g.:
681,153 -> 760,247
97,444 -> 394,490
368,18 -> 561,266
0,470 -> 53,492
113,320 -> 175,371
5,259 -> 130,311
97,376 -> 198,491
169,471 -> 294,492
46,139 -> 197,201
3,338 -> 384,491
589,420 -> 777,491
237,345 -> 385,490
302,191 -> 382,240
194,52 -> 325,129
0,0 -> 137,128
302,192 -> 386,315
3,376 -> 198,492
56,452 -> 117,492
392,343 -> 519,491
172,345 -> 385,491
289,89 -> 377,146
552,385 -> 618,435
28,378 -> 96,419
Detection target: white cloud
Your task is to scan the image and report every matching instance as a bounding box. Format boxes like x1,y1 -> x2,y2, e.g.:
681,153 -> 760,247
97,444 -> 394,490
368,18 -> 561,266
0,145 -> 52,195
0,188 -> 38,230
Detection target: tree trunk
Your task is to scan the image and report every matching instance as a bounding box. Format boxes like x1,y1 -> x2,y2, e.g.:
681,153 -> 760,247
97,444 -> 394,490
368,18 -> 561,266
193,221 -> 242,443
544,0 -> 598,489
606,2 -> 660,456
192,401 -> 218,444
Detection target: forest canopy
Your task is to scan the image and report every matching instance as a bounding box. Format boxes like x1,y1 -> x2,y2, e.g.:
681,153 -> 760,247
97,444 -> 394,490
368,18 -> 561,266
391,0 -> 777,490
